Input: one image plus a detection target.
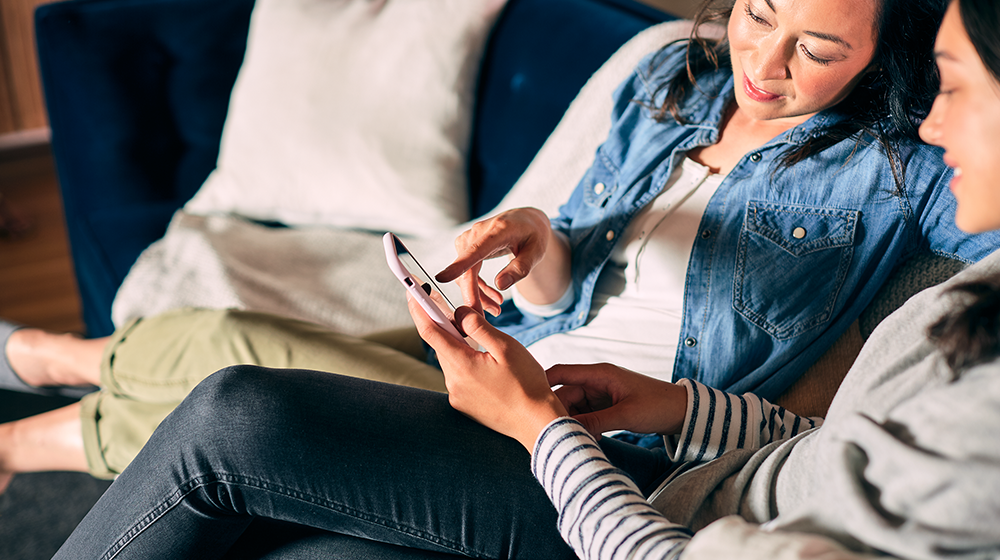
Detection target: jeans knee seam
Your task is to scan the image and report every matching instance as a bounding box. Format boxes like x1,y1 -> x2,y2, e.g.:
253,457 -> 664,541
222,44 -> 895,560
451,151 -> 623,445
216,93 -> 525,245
102,471 -> 484,558
212,471 -> 480,557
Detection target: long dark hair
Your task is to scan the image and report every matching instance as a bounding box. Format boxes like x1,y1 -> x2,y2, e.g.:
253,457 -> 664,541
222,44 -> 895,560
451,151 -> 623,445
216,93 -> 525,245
651,0 -> 948,192
928,0 -> 1000,376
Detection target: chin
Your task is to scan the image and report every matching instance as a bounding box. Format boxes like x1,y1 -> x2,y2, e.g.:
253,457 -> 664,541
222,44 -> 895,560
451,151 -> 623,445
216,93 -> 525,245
954,212 -> 1000,234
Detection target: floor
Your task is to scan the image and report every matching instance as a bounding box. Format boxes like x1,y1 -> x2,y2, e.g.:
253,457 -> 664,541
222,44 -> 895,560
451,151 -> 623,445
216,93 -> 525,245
0,144 -> 105,560
0,143 -> 84,334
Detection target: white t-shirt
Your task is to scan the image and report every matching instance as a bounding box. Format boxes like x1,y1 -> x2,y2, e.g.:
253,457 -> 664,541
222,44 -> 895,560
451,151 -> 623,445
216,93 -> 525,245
516,157 -> 725,382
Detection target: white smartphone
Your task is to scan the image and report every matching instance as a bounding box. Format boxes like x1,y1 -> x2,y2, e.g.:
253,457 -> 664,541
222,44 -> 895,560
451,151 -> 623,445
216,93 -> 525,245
383,232 -> 465,341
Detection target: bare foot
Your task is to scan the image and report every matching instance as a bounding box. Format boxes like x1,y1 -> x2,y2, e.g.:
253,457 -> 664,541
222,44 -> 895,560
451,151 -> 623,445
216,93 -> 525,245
5,329 -> 105,387
0,404 -> 88,479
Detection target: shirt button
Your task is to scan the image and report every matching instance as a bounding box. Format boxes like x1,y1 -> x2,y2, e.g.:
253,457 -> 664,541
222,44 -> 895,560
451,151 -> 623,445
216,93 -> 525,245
792,227 -> 807,239
750,152 -> 762,162
684,337 -> 697,347
700,229 -> 712,239
594,182 -> 605,195
606,230 -> 615,241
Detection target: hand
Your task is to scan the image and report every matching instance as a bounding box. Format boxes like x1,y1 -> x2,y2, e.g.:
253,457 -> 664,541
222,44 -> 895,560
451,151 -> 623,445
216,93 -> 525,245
435,208 -> 563,316
407,297 -> 567,452
547,364 -> 687,438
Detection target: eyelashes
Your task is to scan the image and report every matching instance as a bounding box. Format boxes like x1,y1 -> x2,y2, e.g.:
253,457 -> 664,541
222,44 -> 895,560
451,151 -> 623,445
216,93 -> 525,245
743,2 -> 835,66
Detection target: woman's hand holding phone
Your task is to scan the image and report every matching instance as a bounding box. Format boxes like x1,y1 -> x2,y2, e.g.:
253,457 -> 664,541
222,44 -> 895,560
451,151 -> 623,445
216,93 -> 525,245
408,298 -> 568,453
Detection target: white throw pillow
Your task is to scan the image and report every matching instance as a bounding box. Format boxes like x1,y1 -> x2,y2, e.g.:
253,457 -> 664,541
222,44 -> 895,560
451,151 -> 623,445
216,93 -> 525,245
184,0 -> 507,237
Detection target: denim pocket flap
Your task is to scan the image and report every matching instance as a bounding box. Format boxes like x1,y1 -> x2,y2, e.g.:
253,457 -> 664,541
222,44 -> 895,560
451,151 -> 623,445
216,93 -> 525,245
745,202 -> 859,257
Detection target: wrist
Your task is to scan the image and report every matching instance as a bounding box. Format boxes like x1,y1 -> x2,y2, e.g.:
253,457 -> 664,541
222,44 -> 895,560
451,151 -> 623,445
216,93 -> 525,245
518,395 -> 568,454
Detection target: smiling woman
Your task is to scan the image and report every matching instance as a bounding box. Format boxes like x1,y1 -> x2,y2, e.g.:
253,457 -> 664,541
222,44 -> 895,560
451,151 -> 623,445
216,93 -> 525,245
662,0 -> 945,179
729,0 -> 877,117
919,0 -> 1000,233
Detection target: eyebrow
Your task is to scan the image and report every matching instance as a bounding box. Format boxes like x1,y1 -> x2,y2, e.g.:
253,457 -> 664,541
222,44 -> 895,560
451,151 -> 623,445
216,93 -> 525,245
761,0 -> 855,50
805,31 -> 853,50
934,50 -> 959,62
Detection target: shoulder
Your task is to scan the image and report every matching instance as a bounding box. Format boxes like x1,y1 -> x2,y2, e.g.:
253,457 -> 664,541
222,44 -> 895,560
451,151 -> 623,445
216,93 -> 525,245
624,40 -> 733,115
819,124 -> 951,191
629,41 -> 689,99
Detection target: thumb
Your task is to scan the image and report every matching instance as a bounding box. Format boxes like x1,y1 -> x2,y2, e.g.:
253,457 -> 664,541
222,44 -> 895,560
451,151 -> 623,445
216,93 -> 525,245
568,411 -> 606,440
454,306 -> 511,355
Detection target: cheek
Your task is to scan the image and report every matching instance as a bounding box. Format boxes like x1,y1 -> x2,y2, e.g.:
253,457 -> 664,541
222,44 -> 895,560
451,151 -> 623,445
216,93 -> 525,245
954,103 -> 1000,178
792,68 -> 859,106
727,20 -> 753,65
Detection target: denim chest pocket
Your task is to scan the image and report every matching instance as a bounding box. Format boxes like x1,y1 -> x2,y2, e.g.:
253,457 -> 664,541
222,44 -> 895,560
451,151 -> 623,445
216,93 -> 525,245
733,202 -> 860,340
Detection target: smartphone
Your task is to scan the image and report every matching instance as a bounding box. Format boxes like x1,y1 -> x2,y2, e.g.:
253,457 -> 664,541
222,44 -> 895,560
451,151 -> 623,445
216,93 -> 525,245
383,232 -> 465,341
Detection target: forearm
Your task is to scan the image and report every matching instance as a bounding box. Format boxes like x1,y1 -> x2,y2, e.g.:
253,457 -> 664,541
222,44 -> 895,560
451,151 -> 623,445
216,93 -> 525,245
532,418 -> 692,560
511,228 -> 572,306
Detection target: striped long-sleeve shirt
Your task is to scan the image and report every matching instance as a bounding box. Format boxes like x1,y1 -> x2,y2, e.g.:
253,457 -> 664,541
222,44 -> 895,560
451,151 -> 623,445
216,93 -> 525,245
530,378 -> 822,560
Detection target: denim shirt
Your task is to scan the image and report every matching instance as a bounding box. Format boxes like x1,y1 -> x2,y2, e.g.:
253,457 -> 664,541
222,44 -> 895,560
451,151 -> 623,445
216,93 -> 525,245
492,44 -> 1000,399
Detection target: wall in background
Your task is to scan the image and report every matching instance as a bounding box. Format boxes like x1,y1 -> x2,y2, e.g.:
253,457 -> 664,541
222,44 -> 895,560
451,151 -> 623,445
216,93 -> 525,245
643,0 -> 701,18
0,0 -> 49,138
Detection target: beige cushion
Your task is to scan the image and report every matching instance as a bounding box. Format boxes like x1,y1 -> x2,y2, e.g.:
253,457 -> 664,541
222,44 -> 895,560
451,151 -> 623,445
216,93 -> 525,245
184,0 -> 507,237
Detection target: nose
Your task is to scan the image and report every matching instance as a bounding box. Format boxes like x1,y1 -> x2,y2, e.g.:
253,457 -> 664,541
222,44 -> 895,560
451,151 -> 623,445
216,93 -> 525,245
919,97 -> 945,146
752,34 -> 791,81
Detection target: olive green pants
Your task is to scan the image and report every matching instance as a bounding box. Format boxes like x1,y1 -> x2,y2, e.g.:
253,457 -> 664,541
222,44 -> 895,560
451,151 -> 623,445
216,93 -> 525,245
79,308 -> 444,478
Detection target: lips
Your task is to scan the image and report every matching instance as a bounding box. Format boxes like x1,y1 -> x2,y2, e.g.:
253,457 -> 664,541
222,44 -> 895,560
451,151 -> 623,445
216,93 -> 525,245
743,74 -> 782,102
950,166 -> 963,192
942,155 -> 962,191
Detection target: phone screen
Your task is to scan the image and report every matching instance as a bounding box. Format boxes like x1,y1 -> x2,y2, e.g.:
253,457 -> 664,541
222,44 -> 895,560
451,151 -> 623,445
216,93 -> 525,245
391,235 -> 458,318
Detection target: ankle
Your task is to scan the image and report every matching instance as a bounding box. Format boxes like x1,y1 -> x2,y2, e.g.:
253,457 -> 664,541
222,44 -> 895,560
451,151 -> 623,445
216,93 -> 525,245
4,328 -> 41,385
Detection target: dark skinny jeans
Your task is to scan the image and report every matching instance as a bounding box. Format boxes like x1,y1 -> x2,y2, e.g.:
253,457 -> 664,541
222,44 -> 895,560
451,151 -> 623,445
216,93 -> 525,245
54,366 -> 670,559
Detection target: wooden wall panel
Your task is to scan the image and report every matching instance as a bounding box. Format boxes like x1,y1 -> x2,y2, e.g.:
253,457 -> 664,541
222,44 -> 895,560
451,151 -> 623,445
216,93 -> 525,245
0,33 -> 16,135
641,0 -> 701,19
0,0 -> 50,133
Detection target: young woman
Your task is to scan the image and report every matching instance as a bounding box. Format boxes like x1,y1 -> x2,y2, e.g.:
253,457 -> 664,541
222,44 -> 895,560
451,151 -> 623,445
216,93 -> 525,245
46,0 -> 1000,558
0,0 -> 992,495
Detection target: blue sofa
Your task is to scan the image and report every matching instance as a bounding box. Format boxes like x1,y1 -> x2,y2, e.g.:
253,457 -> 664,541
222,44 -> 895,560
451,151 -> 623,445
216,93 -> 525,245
35,0 -> 676,338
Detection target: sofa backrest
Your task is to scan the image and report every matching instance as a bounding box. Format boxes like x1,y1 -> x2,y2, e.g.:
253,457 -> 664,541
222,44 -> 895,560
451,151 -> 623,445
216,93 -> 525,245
36,0 -> 257,335
469,0 -> 674,217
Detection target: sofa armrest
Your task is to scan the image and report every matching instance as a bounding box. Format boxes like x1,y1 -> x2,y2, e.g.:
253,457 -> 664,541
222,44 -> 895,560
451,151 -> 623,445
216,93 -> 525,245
35,0 -> 255,336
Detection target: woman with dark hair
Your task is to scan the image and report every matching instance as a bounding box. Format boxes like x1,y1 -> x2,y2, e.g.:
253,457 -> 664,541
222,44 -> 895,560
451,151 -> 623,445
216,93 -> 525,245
922,0 -> 1000,369
46,0 -> 1000,558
